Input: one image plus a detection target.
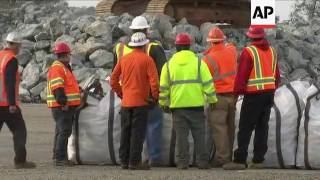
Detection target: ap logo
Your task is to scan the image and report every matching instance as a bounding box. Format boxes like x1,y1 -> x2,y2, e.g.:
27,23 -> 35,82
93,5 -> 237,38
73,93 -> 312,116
251,0 -> 276,28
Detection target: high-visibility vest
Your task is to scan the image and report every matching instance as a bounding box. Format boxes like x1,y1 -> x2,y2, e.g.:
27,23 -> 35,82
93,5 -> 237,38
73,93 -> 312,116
245,45 -> 277,92
159,50 -> 217,108
203,44 -> 237,93
0,49 -> 20,106
47,60 -> 81,108
115,41 -> 159,61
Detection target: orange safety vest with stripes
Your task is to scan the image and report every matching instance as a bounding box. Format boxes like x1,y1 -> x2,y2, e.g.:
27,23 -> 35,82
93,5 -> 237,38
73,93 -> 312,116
0,49 -> 20,106
203,44 -> 237,93
245,45 -> 277,92
47,60 -> 81,108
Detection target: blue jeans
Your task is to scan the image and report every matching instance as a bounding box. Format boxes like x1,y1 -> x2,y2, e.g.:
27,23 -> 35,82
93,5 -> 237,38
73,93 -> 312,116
146,105 -> 163,162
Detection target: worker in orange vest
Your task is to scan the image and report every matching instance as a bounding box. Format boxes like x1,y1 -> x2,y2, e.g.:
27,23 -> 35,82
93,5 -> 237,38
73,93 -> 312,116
223,27 -> 280,170
0,32 -> 36,169
202,27 -> 238,167
47,42 -> 81,167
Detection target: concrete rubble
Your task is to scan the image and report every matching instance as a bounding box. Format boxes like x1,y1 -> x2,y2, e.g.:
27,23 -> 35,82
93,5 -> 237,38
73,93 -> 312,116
0,0 -> 319,102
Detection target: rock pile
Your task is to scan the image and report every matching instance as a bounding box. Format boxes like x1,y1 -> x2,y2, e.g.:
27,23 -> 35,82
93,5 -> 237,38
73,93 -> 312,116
0,0 -> 319,102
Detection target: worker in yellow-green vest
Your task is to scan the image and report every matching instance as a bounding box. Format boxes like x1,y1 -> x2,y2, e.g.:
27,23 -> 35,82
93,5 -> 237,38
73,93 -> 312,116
159,33 -> 218,170
112,16 -> 167,166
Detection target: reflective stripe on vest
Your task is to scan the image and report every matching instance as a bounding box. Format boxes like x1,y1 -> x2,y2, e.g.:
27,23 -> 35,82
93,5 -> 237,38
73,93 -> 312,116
166,58 -> 202,86
206,55 -> 236,81
246,46 -> 276,90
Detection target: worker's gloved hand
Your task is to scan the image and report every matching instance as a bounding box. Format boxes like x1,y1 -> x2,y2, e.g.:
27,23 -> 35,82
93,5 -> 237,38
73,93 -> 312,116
161,106 -> 170,113
209,103 -> 216,111
9,105 -> 18,114
61,105 -> 69,111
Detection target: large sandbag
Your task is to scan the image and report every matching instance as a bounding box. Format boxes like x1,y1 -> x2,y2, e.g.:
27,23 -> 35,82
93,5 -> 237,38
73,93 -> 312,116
68,79 -> 213,166
296,85 -> 320,169
68,87 -> 122,164
234,81 -> 310,168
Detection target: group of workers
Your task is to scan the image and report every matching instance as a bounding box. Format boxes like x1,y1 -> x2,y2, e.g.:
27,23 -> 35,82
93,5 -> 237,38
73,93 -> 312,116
0,15 -> 279,171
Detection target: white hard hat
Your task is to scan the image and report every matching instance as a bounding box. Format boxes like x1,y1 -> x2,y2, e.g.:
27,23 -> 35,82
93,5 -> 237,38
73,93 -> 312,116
129,16 -> 150,30
128,32 -> 149,47
6,32 -> 21,44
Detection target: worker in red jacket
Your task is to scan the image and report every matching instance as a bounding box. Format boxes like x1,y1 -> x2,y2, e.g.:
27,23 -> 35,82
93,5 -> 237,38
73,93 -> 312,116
111,32 -> 159,170
223,26 -> 280,170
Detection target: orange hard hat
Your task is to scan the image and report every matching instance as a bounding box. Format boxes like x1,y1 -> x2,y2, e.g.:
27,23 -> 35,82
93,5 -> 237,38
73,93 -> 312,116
206,27 -> 226,42
175,33 -> 191,45
246,26 -> 266,39
54,42 -> 71,54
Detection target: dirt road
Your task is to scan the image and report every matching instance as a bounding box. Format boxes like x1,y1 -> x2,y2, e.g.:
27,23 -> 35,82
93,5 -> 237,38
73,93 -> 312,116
0,104 -> 320,180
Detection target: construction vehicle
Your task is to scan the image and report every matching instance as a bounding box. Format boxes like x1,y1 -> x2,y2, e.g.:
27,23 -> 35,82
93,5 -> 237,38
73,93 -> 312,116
96,0 -> 250,27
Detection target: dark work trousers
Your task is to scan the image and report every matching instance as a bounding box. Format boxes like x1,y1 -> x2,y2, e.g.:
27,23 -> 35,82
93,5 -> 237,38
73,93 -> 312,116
51,106 -> 76,161
0,106 -> 27,164
119,106 -> 149,166
172,108 -> 209,167
233,92 -> 274,164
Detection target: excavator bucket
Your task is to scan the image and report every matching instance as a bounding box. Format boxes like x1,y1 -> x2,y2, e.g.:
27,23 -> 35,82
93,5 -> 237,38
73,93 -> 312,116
96,0 -> 250,28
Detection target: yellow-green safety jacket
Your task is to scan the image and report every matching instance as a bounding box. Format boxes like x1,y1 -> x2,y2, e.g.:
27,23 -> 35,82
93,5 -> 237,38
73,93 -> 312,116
159,50 -> 218,108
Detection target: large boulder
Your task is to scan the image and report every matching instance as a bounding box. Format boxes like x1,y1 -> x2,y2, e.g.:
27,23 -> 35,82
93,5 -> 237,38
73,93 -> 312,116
85,20 -> 111,37
74,15 -> 96,33
35,32 -> 51,41
21,40 -> 36,52
18,24 -> 43,41
55,34 -> 75,46
73,68 -> 96,82
34,40 -> 50,50
89,49 -> 114,68
30,81 -> 47,97
35,50 -> 47,64
16,49 -> 33,67
19,85 -> 31,103
21,62 -> 41,89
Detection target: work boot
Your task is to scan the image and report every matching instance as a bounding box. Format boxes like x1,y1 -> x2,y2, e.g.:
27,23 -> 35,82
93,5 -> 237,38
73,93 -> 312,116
177,164 -> 189,170
14,161 -> 36,169
129,163 -> 151,170
198,163 -> 211,170
223,162 -> 246,170
211,161 -> 224,168
248,162 -> 265,169
120,163 -> 129,169
54,160 -> 74,167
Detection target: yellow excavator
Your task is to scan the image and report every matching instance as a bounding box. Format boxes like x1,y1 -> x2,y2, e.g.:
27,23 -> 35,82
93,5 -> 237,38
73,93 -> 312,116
96,0 -> 250,27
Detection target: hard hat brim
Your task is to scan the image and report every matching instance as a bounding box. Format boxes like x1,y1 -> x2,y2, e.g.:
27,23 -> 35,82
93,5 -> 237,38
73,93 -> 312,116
206,37 -> 225,42
246,32 -> 266,39
129,25 -> 150,30
6,40 -> 21,44
128,39 -> 150,47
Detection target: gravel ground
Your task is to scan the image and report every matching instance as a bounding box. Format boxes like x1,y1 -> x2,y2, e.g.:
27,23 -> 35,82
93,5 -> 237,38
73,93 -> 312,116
0,104 -> 320,180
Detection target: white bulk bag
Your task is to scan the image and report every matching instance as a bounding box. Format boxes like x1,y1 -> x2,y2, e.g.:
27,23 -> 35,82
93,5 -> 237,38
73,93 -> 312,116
234,81 -> 310,168
297,85 -> 320,169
